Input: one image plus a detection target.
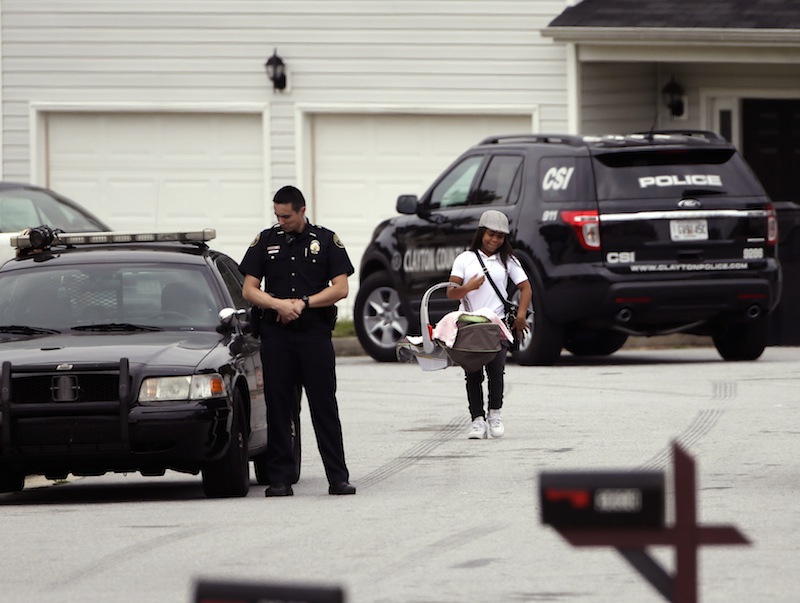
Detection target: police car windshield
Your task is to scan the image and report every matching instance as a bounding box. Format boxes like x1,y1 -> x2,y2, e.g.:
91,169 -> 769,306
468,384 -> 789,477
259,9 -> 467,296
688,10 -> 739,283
0,264 -> 221,331
592,149 -> 765,200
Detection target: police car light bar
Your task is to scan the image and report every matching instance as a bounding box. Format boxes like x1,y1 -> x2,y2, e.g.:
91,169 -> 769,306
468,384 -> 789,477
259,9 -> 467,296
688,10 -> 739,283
11,228 -> 216,249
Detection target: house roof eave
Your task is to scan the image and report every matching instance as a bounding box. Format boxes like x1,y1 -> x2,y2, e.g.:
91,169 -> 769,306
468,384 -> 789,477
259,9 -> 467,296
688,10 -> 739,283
541,26 -> 800,47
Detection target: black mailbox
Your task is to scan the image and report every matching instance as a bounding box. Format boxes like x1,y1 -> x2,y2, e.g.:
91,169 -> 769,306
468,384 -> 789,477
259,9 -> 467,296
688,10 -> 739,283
540,471 -> 665,529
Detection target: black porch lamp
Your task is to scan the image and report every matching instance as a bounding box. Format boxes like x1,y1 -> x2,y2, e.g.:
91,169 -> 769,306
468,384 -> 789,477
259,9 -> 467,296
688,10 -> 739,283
661,76 -> 685,118
265,49 -> 287,91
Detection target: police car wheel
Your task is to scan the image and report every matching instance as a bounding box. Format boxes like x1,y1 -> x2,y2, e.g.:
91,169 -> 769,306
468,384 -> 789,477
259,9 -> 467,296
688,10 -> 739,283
201,391 -> 250,498
354,271 -> 410,363
712,317 -> 768,361
253,390 -> 301,485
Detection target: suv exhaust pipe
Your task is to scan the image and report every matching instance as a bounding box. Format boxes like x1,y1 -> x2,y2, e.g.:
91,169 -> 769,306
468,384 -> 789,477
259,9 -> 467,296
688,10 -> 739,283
747,304 -> 761,319
616,308 -> 634,324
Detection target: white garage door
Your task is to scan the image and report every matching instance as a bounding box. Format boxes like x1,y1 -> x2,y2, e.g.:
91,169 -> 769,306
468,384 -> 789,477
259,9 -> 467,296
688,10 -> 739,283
311,112 -> 532,315
46,111 -> 265,263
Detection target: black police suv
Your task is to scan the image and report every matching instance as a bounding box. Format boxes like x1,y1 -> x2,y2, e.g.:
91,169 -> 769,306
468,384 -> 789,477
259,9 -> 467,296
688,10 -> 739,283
354,130 -> 781,365
0,228 -> 299,497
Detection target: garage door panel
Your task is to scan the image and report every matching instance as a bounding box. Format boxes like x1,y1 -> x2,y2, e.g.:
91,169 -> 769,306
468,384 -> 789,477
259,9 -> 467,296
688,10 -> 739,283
313,112 -> 531,314
48,112 -> 264,260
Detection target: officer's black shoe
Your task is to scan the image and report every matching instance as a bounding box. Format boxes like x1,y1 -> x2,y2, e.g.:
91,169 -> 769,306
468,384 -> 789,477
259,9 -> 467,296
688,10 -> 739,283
265,483 -> 293,497
328,481 -> 356,495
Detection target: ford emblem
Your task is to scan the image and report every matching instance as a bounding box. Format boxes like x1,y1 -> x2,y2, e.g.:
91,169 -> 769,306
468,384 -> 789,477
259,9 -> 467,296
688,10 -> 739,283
56,363 -> 73,371
678,198 -> 702,208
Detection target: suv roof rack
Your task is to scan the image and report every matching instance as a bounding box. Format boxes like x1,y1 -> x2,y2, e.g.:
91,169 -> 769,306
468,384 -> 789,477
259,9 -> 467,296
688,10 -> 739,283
478,133 -> 586,147
12,228 -> 216,252
631,129 -> 727,143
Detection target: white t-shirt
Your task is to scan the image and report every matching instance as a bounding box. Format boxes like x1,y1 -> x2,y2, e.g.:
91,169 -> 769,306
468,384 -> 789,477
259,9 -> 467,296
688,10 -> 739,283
450,249 -> 528,318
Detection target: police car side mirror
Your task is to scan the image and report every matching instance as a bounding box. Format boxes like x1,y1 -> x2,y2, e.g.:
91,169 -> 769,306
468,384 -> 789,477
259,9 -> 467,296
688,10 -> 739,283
396,194 -> 419,215
539,471 -> 665,529
217,307 -> 246,335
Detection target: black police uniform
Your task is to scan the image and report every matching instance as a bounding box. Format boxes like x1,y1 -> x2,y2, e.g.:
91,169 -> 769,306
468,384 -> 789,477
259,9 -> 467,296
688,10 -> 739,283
239,221 -> 354,486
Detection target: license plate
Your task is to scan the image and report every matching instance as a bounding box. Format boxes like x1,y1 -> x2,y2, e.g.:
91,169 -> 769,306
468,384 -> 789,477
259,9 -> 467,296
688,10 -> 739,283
670,219 -> 708,241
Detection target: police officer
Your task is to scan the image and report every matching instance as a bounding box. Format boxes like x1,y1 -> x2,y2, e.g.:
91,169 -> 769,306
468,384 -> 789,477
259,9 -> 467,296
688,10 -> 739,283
240,185 -> 356,497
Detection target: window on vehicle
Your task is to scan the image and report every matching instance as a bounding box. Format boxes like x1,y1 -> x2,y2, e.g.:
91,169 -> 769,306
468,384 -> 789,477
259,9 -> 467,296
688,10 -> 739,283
429,155 -> 484,209
469,154 -> 523,206
216,256 -> 247,309
0,189 -> 105,233
0,264 -> 220,330
592,149 -> 766,200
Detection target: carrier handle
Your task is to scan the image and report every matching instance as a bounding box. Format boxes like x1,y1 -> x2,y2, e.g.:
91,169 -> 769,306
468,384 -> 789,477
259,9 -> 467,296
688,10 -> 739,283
421,281 -> 459,353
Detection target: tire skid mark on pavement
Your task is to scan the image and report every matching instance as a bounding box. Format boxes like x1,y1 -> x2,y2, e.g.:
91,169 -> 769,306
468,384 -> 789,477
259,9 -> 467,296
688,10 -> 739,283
48,525 -> 207,588
359,524 -> 501,586
639,408 -> 723,471
355,415 -> 468,490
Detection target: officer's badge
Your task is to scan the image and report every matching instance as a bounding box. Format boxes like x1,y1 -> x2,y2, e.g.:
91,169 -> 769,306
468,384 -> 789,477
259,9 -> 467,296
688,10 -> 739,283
310,240 -> 321,255
333,233 -> 345,249
248,233 -> 261,247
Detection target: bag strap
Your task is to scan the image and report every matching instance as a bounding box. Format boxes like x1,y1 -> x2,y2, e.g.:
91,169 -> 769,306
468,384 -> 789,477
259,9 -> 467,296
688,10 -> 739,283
474,251 -> 511,310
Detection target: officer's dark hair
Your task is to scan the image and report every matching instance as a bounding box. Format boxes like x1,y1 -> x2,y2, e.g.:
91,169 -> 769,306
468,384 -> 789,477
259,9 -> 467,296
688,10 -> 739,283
273,185 -> 306,212
469,226 -> 514,267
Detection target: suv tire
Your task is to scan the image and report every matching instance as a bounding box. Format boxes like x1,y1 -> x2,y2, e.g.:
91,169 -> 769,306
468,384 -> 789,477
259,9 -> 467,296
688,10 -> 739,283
354,271 -> 410,362
712,318 -> 768,361
0,468 -> 24,493
513,285 -> 563,366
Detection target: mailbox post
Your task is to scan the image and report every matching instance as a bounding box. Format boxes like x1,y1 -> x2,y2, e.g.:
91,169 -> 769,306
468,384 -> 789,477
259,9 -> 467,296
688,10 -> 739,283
539,442 -> 749,602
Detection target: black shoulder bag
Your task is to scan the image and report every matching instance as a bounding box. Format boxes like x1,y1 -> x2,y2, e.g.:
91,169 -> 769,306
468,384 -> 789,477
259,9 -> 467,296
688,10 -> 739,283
473,251 -> 525,349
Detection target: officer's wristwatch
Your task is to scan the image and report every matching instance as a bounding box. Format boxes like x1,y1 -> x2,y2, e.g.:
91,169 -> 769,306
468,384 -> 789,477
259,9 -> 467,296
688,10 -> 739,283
301,295 -> 310,309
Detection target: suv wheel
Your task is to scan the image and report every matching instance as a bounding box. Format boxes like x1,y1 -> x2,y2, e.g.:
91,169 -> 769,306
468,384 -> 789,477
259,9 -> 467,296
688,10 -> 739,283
354,271 -> 410,362
202,390 -> 250,498
712,317 -> 768,361
512,286 -> 563,366
0,468 -> 25,493
564,330 -> 629,357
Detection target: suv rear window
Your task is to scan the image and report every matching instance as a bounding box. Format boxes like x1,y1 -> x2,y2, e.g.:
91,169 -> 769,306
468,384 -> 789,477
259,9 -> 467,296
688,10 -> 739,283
592,148 -> 765,200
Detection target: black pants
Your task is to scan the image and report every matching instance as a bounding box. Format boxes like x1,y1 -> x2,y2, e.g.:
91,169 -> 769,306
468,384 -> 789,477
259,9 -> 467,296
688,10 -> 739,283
465,347 -> 507,420
260,324 -> 349,485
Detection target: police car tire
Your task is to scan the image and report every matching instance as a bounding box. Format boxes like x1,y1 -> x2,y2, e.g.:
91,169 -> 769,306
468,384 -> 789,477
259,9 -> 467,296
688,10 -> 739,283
201,391 -> 250,498
354,271 -> 410,363
253,393 -> 301,486
712,317 -> 768,361
564,330 -> 629,357
0,468 -> 25,493
513,285 -> 563,366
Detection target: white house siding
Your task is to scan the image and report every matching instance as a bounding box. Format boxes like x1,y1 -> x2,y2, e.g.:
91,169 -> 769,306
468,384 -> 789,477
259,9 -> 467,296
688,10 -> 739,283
0,0 -> 570,292
579,63 -> 658,135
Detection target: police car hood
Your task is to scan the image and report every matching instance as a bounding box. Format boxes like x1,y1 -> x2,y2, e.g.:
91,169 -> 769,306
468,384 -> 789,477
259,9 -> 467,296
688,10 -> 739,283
0,331 -> 220,370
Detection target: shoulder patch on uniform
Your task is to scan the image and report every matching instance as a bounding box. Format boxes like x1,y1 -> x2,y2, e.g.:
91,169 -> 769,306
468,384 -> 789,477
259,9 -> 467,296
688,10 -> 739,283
333,233 -> 345,249
249,233 -> 261,247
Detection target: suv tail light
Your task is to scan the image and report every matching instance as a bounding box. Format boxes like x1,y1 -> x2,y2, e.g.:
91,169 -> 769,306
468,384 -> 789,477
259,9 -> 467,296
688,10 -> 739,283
766,203 -> 778,246
561,210 -> 600,250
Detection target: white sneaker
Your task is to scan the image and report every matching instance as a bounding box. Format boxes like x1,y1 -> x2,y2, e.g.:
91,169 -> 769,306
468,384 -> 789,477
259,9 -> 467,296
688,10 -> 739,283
487,410 -> 505,438
467,417 -> 488,439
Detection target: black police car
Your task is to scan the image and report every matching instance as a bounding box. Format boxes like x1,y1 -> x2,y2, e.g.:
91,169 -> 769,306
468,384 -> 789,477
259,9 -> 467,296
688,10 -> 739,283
0,227 -> 298,497
354,130 -> 781,365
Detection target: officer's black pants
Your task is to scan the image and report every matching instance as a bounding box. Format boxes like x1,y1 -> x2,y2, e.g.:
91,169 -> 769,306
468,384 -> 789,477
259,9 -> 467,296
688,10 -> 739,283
260,324 -> 349,485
